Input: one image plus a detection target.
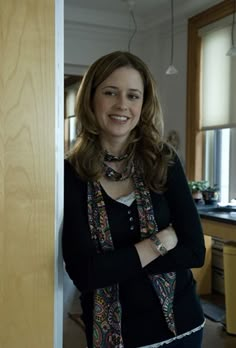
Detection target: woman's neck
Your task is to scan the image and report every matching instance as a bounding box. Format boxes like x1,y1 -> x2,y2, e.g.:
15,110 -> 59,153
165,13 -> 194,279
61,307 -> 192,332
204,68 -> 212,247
101,138 -> 128,157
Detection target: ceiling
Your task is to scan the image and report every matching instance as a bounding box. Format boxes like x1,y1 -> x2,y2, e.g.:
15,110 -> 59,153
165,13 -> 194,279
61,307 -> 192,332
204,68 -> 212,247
65,0 -> 222,22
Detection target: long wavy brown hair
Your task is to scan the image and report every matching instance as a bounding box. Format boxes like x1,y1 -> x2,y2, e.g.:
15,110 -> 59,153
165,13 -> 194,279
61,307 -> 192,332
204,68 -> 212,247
67,51 -> 174,192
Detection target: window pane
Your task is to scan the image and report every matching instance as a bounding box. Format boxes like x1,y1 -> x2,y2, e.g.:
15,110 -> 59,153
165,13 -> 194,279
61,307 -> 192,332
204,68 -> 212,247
66,87 -> 76,117
220,129 -> 230,203
229,128 -> 236,201
69,116 -> 77,148
204,129 -> 231,204
204,130 -> 215,186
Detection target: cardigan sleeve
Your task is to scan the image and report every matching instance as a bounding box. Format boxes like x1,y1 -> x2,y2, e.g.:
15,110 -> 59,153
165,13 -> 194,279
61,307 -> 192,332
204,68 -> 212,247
62,160 -> 143,292
144,154 -> 206,274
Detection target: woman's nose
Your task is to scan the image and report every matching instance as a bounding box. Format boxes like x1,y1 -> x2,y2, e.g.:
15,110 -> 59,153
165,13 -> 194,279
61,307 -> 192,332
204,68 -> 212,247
116,104 -> 128,111
115,95 -> 128,111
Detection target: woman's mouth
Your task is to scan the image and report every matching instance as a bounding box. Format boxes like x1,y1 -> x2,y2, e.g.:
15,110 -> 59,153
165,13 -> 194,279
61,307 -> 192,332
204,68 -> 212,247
109,115 -> 129,121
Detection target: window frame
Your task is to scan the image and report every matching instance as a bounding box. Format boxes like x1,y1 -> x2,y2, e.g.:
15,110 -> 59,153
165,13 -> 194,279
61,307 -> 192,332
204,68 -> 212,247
186,0 -> 235,180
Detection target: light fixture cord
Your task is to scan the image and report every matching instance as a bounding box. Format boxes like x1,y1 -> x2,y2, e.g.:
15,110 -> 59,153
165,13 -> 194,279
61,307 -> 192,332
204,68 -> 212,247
128,9 -> 137,52
230,0 -> 236,47
170,0 -> 174,65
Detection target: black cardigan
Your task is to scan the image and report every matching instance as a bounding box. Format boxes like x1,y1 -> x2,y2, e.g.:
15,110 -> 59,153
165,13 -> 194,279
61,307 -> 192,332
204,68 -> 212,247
62,156 -> 206,348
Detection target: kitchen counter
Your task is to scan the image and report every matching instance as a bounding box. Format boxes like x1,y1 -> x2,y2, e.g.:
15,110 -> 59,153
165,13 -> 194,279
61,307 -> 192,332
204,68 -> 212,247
198,206 -> 236,241
197,205 -> 236,225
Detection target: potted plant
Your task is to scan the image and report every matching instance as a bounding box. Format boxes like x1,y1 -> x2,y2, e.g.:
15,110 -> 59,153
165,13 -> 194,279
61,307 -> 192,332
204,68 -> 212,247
202,185 -> 219,205
188,180 -> 209,203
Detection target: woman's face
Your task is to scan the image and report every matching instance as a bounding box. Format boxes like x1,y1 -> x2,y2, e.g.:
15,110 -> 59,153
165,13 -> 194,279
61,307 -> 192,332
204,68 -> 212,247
93,66 -> 144,147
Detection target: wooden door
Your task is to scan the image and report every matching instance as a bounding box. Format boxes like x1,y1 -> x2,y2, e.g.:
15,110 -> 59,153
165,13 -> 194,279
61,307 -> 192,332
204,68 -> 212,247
0,0 -> 63,347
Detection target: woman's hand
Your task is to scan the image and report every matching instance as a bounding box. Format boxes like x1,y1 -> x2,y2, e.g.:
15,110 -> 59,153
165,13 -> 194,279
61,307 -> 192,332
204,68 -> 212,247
157,225 -> 178,251
135,225 -> 178,268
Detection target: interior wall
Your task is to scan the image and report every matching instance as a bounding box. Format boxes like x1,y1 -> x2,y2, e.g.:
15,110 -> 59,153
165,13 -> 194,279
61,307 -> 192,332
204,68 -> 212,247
64,23 -> 145,75
135,26 -> 162,84
0,1 -> 63,347
158,24 -> 188,164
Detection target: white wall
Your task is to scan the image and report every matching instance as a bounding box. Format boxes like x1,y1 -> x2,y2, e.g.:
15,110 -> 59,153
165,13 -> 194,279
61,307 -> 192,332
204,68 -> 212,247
64,23 -> 131,72
64,5 -> 142,74
158,23 -> 188,163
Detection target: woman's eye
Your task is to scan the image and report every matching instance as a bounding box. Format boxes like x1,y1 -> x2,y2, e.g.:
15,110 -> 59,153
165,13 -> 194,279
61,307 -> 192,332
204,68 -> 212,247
104,91 -> 116,96
128,94 -> 139,100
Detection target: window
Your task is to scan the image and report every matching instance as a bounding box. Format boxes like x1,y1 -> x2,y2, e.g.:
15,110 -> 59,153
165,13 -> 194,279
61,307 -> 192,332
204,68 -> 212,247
200,20 -> 236,203
64,76 -> 82,152
186,0 -> 236,203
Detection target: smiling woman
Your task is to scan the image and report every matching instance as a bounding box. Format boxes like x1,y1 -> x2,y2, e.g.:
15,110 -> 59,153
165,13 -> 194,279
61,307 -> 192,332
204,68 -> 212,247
92,66 -> 144,149
63,51 -> 205,348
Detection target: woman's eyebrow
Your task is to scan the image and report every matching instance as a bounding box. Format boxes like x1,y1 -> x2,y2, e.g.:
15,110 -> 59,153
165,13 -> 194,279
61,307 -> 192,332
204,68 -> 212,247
101,85 -> 118,90
101,86 -> 143,95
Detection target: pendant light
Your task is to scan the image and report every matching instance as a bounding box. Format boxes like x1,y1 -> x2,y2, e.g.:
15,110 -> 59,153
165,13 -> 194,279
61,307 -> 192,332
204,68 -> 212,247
127,0 -> 137,52
226,0 -> 236,56
122,0 -> 137,52
166,0 -> 178,74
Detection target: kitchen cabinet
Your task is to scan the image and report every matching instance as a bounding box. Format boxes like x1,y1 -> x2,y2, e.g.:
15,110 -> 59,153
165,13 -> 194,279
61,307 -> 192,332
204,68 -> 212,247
193,210 -> 236,295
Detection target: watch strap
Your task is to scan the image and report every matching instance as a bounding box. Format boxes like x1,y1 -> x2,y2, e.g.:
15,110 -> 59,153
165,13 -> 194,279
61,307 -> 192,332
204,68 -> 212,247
150,234 -> 168,256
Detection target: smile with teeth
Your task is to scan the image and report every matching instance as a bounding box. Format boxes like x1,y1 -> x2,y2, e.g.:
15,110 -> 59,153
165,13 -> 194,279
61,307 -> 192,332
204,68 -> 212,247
109,115 -> 129,121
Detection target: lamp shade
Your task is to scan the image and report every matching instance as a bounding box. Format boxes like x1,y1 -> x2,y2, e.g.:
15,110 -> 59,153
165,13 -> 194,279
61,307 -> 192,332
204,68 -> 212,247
166,64 -> 178,75
226,46 -> 236,56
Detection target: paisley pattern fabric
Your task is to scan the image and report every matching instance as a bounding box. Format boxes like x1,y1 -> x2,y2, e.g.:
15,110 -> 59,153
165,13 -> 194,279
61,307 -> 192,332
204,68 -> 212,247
132,169 -> 177,336
87,165 -> 176,348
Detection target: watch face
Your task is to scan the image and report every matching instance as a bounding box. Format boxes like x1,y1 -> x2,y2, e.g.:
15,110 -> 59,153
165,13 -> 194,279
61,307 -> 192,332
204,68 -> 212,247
159,244 -> 167,256
150,234 -> 167,256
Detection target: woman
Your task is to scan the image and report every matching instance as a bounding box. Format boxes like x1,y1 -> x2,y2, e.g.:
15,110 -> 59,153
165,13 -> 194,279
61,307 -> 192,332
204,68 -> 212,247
62,51 -> 206,348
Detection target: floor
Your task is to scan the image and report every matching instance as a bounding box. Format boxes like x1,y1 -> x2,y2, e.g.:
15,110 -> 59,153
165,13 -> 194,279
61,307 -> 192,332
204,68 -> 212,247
202,319 -> 236,348
63,314 -> 86,348
63,314 -> 236,348
63,270 -> 87,348
201,293 -> 236,347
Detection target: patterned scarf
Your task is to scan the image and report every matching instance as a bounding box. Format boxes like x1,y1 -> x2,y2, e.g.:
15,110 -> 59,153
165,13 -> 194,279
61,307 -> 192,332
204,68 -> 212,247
87,166 -> 176,348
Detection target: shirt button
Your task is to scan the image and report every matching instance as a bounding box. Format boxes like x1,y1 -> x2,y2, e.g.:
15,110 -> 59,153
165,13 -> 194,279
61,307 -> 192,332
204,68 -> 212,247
129,217 -> 133,222
128,210 -> 132,215
130,225 -> 134,231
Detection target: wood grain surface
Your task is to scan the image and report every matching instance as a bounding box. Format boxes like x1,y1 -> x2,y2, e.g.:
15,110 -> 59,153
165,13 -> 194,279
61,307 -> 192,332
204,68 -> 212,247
0,1 -> 56,347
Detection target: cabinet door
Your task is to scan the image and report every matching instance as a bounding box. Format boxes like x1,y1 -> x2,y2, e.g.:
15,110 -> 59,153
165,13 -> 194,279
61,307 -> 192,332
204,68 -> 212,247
192,235 -> 212,295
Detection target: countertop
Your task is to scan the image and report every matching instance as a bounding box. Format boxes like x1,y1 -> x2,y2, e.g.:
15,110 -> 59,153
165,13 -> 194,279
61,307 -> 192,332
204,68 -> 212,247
197,205 -> 236,225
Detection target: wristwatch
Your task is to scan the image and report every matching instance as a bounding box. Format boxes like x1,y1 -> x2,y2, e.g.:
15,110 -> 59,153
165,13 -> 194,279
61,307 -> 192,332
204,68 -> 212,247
150,234 -> 168,256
